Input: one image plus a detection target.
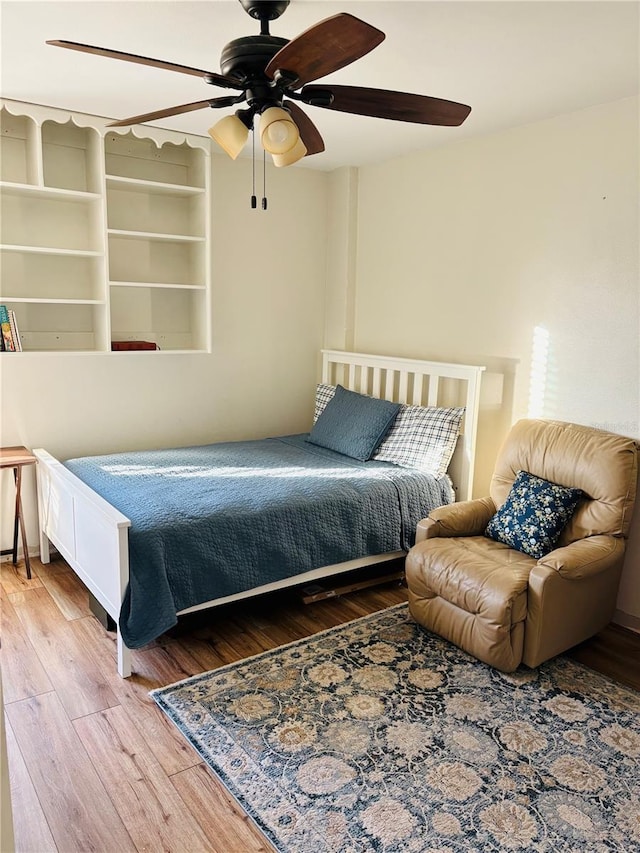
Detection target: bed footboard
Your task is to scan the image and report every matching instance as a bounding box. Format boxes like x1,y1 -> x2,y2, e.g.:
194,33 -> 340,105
33,449 -> 133,677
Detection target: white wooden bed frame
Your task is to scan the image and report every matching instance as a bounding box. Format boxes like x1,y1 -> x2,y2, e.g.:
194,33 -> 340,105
34,350 -> 485,677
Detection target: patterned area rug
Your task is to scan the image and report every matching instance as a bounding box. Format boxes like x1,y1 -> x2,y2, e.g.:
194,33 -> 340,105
152,604 -> 640,852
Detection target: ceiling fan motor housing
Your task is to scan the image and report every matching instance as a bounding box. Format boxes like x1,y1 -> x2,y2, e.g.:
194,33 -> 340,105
220,35 -> 288,83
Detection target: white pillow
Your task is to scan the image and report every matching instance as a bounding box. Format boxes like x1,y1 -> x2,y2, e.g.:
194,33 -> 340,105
373,405 -> 465,477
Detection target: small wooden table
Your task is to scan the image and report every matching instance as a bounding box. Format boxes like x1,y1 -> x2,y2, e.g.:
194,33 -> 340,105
1,446 -> 36,579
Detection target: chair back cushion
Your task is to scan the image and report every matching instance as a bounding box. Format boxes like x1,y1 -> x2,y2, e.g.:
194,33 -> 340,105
490,419 -> 639,544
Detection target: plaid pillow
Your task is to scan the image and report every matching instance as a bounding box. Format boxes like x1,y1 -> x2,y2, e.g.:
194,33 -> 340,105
313,383 -> 336,423
373,405 -> 465,477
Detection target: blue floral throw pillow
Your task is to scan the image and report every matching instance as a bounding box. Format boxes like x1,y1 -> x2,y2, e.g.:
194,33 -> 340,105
485,470 -> 583,559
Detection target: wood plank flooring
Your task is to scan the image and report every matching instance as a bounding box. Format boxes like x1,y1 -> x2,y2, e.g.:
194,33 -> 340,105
2,555 -> 639,852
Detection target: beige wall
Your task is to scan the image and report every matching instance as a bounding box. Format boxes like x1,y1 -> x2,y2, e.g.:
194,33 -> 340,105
324,167 -> 359,351
0,151 -> 329,547
348,96 -> 640,622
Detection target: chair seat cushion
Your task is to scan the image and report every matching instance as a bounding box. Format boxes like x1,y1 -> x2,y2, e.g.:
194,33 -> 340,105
406,536 -> 536,671
408,536 -> 535,623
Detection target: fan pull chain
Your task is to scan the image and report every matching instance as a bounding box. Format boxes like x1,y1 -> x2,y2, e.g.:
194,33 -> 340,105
251,124 -> 257,209
262,148 -> 268,210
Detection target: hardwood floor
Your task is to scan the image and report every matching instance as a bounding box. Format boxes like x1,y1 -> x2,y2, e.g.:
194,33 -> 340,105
2,555 -> 639,852
566,620 -> 640,692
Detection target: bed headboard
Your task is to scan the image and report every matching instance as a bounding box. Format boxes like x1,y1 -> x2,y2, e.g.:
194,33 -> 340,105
321,350 -> 485,502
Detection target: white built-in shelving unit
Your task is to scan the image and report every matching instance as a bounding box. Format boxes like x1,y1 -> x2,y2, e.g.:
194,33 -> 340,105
0,100 -> 211,353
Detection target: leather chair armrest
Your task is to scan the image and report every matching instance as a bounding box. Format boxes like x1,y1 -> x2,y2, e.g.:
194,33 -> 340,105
416,497 -> 496,542
536,535 -> 625,580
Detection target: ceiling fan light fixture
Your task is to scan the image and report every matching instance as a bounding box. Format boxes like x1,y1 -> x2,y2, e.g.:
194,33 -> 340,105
208,113 -> 249,159
272,137 -> 307,167
259,106 -> 299,155
49,8 -> 472,183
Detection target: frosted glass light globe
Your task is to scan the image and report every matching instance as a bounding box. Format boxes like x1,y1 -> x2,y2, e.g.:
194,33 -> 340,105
259,107 -> 299,155
208,114 -> 249,159
267,121 -> 290,146
272,138 -> 307,167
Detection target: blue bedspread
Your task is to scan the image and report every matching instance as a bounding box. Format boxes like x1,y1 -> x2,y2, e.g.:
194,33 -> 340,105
64,435 -> 452,648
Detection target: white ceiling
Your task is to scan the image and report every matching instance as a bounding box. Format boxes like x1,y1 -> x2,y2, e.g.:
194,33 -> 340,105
1,1 -> 638,171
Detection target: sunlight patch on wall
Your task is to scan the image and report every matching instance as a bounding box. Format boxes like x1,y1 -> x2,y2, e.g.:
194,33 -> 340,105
527,325 -> 550,419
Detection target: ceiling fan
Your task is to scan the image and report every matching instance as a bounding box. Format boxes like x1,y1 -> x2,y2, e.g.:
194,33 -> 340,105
47,0 -> 471,169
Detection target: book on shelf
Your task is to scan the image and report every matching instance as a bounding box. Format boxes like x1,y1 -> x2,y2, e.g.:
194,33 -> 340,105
111,340 -> 159,351
8,310 -> 22,352
0,304 -> 17,352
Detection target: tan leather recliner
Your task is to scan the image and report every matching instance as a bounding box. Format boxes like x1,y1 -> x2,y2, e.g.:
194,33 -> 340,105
406,419 -> 639,672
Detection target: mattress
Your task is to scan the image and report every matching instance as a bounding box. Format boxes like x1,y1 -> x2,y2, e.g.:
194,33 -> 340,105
65,434 -> 453,647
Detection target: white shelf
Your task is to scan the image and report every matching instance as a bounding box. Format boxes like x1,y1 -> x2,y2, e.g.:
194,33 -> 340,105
109,281 -> 206,290
0,243 -> 103,257
0,180 -> 100,202
1,297 -> 105,305
105,175 -> 205,197
107,228 -> 205,243
1,101 -> 211,353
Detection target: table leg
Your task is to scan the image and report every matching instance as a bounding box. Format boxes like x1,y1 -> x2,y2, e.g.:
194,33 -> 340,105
12,467 -> 20,563
14,466 -> 32,580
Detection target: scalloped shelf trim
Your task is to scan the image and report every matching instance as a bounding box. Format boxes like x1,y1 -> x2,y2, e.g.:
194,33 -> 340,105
2,98 -> 210,152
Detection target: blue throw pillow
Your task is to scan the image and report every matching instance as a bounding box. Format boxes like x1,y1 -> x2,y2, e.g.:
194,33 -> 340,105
485,470 -> 583,559
307,385 -> 401,461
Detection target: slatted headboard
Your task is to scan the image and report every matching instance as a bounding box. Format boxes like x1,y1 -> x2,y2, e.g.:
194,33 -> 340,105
321,350 -> 486,502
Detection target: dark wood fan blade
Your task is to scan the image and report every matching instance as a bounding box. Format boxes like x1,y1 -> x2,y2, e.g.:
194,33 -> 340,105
265,14 -> 384,87
107,100 -> 218,128
301,84 -> 472,126
46,40 -> 241,89
283,101 -> 325,156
